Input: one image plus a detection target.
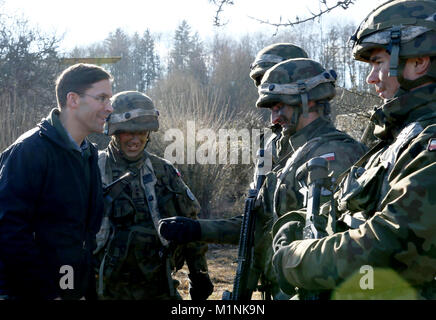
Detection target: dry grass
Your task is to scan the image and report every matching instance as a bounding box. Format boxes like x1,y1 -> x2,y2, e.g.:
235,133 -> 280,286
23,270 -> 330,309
174,244 -> 262,300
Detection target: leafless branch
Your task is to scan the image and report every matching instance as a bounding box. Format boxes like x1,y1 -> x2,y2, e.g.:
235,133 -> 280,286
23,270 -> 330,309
248,0 -> 355,28
209,0 -> 234,26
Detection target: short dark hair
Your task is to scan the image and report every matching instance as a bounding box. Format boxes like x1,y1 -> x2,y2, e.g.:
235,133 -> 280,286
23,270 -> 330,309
55,63 -> 113,109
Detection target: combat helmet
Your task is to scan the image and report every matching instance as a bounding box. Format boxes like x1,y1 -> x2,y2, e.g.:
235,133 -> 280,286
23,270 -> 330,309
104,91 -> 159,136
350,0 -> 436,88
250,43 -> 309,86
256,58 -> 337,118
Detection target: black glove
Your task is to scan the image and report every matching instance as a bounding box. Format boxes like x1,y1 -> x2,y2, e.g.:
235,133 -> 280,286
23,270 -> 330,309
158,217 -> 201,244
188,272 -> 214,300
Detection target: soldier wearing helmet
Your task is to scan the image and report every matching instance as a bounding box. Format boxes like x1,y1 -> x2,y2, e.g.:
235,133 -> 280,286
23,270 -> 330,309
158,43 -> 312,300
95,91 -> 213,300
159,50 -> 366,300
159,44 -> 310,248
272,0 -> 436,299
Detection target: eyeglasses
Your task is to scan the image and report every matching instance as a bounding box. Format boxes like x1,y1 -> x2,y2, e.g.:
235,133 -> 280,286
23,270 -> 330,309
82,93 -> 112,105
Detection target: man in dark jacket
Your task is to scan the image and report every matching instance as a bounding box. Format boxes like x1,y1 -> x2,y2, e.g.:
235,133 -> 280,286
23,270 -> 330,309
0,63 -> 113,300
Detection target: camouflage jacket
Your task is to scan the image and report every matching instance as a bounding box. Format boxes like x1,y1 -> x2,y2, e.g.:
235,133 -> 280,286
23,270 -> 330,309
272,84 -> 436,299
273,117 -> 367,219
253,117 -> 366,295
97,145 -> 209,295
200,117 -> 366,299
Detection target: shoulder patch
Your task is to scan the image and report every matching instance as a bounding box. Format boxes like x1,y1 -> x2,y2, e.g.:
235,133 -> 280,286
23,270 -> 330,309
320,152 -> 336,161
186,188 -> 195,201
427,138 -> 436,151
174,167 -> 181,177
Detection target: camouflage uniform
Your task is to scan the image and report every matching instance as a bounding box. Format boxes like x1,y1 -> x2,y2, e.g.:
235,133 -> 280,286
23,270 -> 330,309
159,49 -> 366,300
249,58 -> 367,299
272,0 -> 436,299
96,91 -> 211,300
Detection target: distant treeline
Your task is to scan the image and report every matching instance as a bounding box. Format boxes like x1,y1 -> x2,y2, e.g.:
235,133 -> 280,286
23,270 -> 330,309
0,13 -> 379,217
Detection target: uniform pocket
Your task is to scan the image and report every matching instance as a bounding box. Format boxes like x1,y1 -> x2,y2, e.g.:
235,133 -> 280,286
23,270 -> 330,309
337,163 -> 387,215
112,199 -> 136,220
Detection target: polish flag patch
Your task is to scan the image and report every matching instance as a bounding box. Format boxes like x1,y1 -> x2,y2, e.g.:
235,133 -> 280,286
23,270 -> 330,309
428,139 -> 436,151
320,152 -> 336,161
174,167 -> 182,177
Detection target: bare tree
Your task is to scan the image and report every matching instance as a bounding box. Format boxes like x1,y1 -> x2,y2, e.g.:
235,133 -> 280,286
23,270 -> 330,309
0,13 -> 61,149
209,0 -> 355,29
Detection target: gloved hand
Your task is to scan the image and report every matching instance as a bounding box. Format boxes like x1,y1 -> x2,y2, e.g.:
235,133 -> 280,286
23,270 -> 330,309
158,216 -> 201,244
272,221 -> 303,253
188,272 -> 214,300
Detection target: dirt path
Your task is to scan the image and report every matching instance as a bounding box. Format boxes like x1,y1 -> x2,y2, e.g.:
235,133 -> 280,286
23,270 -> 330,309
174,244 -> 262,300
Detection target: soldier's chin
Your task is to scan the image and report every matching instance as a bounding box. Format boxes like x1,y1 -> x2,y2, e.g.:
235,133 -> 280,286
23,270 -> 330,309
124,148 -> 143,159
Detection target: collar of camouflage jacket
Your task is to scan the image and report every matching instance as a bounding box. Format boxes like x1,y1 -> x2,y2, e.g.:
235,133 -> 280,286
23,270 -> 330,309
371,83 -> 436,140
289,117 -> 334,151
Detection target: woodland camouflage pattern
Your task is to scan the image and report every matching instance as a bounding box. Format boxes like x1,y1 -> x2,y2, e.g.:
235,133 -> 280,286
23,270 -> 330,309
198,58 -> 366,299
250,43 -> 309,86
104,91 -> 159,135
352,0 -> 436,62
97,91 -> 210,300
254,117 -> 366,298
273,83 -> 436,299
256,58 -> 336,109
98,148 -> 210,299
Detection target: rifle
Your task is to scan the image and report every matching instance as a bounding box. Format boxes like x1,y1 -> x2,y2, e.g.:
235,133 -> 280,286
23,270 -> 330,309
295,157 -> 331,300
222,162 -> 266,300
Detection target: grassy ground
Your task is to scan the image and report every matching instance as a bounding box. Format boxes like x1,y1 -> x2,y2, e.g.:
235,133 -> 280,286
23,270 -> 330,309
174,244 -> 262,300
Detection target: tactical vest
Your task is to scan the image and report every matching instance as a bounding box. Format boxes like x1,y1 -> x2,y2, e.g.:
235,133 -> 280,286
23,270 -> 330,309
273,131 -> 356,219
96,150 -> 178,297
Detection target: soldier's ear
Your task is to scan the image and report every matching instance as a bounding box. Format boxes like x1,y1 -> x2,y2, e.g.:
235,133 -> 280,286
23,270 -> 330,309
416,56 -> 431,75
408,56 -> 431,77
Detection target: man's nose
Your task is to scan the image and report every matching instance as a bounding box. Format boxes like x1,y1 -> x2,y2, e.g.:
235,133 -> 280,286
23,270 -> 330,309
271,112 -> 280,124
366,67 -> 379,85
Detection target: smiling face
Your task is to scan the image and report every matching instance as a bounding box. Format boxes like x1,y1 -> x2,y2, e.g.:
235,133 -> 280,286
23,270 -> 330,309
75,79 -> 113,135
366,48 -> 400,100
117,130 -> 150,160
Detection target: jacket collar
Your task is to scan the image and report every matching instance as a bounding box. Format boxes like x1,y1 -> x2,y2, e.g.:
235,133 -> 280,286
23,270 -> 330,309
371,83 -> 436,140
289,117 -> 334,151
38,109 -> 95,156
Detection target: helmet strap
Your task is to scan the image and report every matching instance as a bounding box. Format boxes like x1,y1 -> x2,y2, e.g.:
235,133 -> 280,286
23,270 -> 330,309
144,134 -> 151,149
297,81 -> 309,118
285,106 -> 300,135
387,26 -> 402,77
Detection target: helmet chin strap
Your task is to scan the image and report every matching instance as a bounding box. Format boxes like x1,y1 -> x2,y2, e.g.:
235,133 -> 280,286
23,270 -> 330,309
387,26 -> 402,77
284,107 -> 301,136
297,81 -> 309,118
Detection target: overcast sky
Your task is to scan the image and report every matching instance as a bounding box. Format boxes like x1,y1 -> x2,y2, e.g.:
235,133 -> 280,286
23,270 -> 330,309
2,0 -> 388,52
